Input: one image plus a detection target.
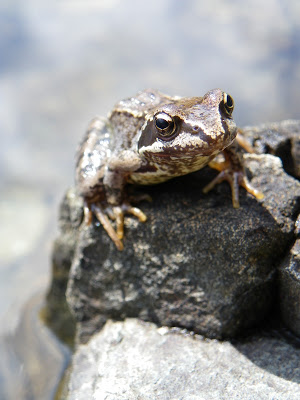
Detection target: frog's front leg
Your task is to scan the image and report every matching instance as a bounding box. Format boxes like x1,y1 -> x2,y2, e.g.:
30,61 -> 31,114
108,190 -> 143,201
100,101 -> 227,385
95,152 -> 147,250
203,144 -> 263,208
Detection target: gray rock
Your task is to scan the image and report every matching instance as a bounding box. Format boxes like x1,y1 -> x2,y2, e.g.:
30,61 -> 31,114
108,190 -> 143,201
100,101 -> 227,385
61,132 -> 300,343
46,121 -> 300,345
44,190 -> 82,344
241,121 -> 300,338
242,119 -> 300,178
65,318 -> 300,400
279,235 -> 300,336
48,120 -> 300,399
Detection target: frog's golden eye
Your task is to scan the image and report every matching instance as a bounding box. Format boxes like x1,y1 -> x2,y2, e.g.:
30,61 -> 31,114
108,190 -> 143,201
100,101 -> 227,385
222,93 -> 234,117
154,112 -> 176,138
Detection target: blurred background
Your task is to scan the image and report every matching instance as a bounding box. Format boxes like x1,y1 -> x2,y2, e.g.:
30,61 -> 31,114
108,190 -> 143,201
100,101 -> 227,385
1,0 -> 300,398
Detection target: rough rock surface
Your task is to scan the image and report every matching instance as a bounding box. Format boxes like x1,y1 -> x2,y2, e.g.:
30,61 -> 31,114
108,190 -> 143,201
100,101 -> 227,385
243,120 -> 300,337
242,119 -> 300,178
65,318 -> 300,400
279,233 -> 300,337
64,155 -> 299,342
46,120 -> 300,399
47,121 -> 300,345
44,190 -> 82,345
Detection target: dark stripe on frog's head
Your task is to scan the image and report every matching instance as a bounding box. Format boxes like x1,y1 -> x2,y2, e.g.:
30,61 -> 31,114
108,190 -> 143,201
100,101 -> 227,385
138,118 -> 157,151
138,116 -> 183,151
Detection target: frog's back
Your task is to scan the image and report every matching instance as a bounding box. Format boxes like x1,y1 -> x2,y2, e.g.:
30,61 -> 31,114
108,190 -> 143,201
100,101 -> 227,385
75,117 -> 111,201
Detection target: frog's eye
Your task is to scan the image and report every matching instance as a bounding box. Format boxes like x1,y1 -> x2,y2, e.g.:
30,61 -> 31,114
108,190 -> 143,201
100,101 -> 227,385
222,93 -> 234,117
154,112 -> 176,138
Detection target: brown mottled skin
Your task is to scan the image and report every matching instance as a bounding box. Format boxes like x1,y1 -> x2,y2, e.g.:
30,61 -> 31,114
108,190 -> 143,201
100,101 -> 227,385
75,89 -> 262,250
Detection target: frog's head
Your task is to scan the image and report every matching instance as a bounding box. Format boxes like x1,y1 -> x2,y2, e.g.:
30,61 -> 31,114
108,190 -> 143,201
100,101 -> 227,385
137,89 -> 237,162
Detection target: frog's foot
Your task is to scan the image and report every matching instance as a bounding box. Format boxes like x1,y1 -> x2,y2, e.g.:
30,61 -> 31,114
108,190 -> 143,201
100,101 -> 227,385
85,202 -> 147,251
105,203 -> 147,240
203,160 -> 263,208
84,203 -> 123,250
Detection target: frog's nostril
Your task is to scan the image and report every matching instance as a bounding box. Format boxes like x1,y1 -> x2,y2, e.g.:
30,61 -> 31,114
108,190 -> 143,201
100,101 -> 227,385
193,125 -> 199,132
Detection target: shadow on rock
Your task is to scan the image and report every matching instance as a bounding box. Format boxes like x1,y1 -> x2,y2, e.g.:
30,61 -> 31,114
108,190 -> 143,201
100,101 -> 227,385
235,333 -> 300,385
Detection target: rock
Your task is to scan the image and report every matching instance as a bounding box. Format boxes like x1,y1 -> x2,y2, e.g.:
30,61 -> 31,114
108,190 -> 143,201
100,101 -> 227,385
44,190 -> 82,345
47,120 -> 300,345
65,318 -> 300,400
242,121 -> 300,337
242,119 -> 300,178
279,235 -> 300,337
47,120 -> 300,399
60,128 -> 299,343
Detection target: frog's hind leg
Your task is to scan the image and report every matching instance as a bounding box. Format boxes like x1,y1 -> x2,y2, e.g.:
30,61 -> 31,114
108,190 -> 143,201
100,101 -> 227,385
203,145 -> 263,208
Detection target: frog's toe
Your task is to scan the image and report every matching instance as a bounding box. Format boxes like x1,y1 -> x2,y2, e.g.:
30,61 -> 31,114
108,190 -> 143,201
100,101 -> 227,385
83,203 -> 93,225
92,204 -> 124,251
240,178 -> 264,200
112,206 -> 125,240
122,204 -> 147,222
109,204 -> 147,242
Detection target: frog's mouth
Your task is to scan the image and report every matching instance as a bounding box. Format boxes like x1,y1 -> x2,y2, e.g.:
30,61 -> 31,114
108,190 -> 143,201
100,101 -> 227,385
163,131 -> 236,157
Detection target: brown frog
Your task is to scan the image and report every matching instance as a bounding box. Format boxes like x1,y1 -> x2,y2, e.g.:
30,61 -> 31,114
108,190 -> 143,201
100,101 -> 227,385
76,89 -> 262,250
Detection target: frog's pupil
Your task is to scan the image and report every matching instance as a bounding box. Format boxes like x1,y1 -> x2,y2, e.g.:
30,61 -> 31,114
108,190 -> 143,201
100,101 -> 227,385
226,95 -> 233,108
156,118 -> 169,130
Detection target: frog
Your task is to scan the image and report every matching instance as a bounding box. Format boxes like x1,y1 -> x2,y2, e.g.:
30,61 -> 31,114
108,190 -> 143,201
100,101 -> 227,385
75,88 -> 263,250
